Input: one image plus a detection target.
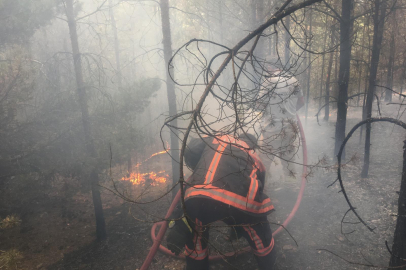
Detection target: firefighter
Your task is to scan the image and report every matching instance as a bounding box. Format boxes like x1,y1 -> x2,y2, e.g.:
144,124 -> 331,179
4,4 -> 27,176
166,133 -> 276,270
255,68 -> 304,182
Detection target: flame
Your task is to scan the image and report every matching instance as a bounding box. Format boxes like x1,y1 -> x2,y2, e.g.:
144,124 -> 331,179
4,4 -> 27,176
121,143 -> 170,186
150,150 -> 168,158
135,143 -> 170,168
121,170 -> 168,186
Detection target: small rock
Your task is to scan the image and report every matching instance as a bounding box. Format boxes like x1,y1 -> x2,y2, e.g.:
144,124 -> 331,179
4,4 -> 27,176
337,236 -> 345,242
282,244 -> 297,251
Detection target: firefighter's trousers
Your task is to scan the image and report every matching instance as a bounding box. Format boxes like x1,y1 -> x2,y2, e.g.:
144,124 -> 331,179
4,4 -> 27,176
183,198 -> 276,270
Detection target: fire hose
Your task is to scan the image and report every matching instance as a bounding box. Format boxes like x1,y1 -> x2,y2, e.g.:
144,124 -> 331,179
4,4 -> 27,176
140,114 -> 308,269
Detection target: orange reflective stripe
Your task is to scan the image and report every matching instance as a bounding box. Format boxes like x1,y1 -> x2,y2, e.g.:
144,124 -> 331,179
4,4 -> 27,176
196,135 -> 272,213
205,135 -> 252,185
247,152 -> 265,202
185,185 -> 274,214
185,219 -> 208,260
250,151 -> 265,172
243,227 -> 274,257
247,168 -> 259,201
186,184 -> 271,206
253,237 -> 274,257
243,226 -> 264,250
204,141 -> 226,185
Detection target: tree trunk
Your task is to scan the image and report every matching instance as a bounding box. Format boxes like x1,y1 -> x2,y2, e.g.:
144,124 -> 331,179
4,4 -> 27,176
360,13 -> 372,143
400,58 -> 406,100
356,61 -> 362,106
324,24 -> 335,121
256,0 -> 265,60
333,45 -> 338,109
334,0 -> 354,158
251,0 -> 257,29
389,140 -> 406,269
385,11 -> 396,102
65,0 -> 106,240
357,18 -> 368,106
268,0 -> 274,58
355,68 -> 362,105
250,0 -> 265,89
160,0 -> 180,197
109,0 -> 131,173
361,0 -> 387,178
305,9 -> 313,121
269,33 -> 274,58
284,16 -> 291,68
319,16 -> 329,110
218,0 -> 224,43
109,0 -> 122,89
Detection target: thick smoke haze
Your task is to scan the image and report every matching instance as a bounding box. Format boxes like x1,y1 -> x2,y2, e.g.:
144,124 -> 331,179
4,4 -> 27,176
0,0 -> 405,269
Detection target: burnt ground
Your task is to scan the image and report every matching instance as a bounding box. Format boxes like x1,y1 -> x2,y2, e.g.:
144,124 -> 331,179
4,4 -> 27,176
0,104 -> 405,270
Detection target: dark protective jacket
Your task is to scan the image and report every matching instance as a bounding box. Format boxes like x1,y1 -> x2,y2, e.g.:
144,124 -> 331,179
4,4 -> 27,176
184,135 -> 274,216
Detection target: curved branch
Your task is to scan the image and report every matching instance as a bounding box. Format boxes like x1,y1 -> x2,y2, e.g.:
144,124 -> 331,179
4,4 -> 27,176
336,117 -> 406,232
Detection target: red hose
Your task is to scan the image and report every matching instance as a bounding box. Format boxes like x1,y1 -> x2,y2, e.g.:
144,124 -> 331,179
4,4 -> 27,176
141,114 -> 308,269
272,114 -> 307,235
140,190 -> 182,270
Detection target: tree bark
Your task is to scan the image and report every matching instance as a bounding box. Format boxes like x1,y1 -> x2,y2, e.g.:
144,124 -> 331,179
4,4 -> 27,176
334,0 -> 354,158
65,0 -> 106,240
333,44 -> 338,109
305,9 -> 313,121
284,16 -> 291,68
356,17 -> 368,106
361,0 -> 387,178
389,140 -> 406,269
324,24 -> 335,121
400,57 -> 406,100
319,16 -> 329,110
385,11 -> 396,102
268,0 -> 274,58
360,12 -> 372,143
109,0 -> 131,173
256,0 -> 265,60
160,0 -> 180,197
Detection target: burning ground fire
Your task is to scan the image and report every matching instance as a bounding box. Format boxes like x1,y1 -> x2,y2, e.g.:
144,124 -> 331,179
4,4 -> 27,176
121,171 -> 168,186
120,145 -> 170,186
134,149 -> 168,168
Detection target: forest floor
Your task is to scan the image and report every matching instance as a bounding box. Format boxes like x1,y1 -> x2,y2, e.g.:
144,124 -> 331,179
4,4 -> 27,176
0,103 -> 405,270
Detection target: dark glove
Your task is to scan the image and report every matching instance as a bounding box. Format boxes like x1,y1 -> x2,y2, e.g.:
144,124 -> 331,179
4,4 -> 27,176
167,217 -> 193,255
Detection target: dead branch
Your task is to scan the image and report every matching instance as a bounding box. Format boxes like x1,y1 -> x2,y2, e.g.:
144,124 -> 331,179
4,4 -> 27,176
335,117 -> 406,232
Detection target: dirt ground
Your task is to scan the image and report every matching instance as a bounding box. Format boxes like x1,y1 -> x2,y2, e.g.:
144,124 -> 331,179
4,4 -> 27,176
0,103 -> 405,270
